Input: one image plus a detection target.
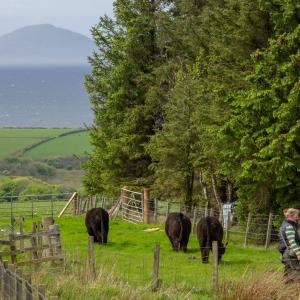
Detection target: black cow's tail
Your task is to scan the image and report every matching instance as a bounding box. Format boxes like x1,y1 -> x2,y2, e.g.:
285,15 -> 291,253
205,217 -> 211,249
177,213 -> 184,248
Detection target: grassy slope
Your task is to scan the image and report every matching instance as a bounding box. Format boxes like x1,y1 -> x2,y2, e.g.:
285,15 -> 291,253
24,131 -> 91,159
20,216 -> 281,299
0,128 -> 73,159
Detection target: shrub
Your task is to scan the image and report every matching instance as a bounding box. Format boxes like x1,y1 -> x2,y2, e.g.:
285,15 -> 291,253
0,157 -> 56,177
219,270 -> 299,300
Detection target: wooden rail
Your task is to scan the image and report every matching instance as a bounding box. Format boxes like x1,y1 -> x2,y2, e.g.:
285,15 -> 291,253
0,219 -> 63,266
0,260 -> 58,299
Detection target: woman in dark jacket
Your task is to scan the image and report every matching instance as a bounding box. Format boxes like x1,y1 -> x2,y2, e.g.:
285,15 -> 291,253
278,208 -> 300,283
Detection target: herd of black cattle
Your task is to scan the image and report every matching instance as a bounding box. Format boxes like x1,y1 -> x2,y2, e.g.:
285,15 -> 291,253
85,207 -> 226,263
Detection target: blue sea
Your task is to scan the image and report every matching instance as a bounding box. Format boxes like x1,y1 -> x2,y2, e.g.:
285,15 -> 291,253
0,65 -> 93,127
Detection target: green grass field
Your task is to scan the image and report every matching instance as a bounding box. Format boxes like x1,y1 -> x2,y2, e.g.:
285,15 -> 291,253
0,128 -> 91,159
24,131 -> 91,159
3,216 -> 282,299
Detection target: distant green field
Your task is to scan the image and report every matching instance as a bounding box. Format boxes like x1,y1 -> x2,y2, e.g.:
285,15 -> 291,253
0,128 -> 91,159
24,131 -> 91,159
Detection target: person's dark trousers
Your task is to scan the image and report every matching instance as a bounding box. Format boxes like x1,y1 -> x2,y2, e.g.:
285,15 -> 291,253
282,250 -> 300,283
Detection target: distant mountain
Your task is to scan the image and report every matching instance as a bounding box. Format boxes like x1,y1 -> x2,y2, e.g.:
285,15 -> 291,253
0,24 -> 95,65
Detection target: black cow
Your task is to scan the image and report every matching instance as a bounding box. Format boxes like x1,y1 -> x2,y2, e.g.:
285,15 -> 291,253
196,216 -> 226,263
85,208 -> 109,244
165,212 -> 191,252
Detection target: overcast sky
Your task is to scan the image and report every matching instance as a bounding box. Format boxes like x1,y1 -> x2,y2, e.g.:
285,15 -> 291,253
0,0 -> 114,38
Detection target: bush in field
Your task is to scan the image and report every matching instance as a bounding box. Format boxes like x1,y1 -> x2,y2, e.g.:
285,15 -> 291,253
0,176 -> 62,199
43,156 -> 85,170
0,157 -> 56,177
19,182 -> 61,199
0,178 -> 18,198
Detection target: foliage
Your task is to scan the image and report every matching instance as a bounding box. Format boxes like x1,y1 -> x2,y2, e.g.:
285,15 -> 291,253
0,176 -> 62,199
0,157 -> 56,177
84,0 -> 299,216
223,5 -> 300,216
84,0 -> 160,195
43,156 -> 84,170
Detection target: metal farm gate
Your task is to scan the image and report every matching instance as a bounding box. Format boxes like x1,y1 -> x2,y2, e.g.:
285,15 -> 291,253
121,188 -> 144,224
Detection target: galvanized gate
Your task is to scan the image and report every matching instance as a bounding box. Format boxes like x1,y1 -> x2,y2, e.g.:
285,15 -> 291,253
121,188 -> 144,224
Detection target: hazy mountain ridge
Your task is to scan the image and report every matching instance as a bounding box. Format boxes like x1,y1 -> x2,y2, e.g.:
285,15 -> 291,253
0,24 -> 95,65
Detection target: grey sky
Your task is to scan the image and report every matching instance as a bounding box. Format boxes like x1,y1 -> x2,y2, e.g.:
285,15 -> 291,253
0,0 -> 114,38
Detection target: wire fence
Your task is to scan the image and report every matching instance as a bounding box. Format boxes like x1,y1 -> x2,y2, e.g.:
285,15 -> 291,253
0,193 -> 73,221
0,203 -> 286,299
145,200 -> 283,248
0,256 -> 59,300
0,191 -> 285,249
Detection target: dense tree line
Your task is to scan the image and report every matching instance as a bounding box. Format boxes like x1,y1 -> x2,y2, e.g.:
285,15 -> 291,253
83,0 -> 300,218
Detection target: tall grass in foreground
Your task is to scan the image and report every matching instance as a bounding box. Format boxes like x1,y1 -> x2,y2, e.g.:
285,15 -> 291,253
32,258 -> 214,300
2,217 -> 290,299
220,270 -> 300,300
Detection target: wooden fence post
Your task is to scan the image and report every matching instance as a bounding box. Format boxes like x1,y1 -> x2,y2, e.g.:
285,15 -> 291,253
37,285 -> 45,300
8,264 -> 15,300
3,261 -> 8,300
88,236 -> 96,280
244,212 -> 251,248
31,223 -> 38,260
24,274 -> 33,300
9,233 -> 17,264
143,188 -> 149,224
42,217 -> 54,257
72,193 -> 78,216
0,263 -> 3,299
49,225 -> 62,257
265,212 -> 273,249
212,241 -> 218,292
42,217 -> 54,230
153,244 -> 160,291
16,270 -> 23,300
37,222 -> 43,258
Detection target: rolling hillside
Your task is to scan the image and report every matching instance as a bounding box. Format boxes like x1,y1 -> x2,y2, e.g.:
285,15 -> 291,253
0,128 -> 91,159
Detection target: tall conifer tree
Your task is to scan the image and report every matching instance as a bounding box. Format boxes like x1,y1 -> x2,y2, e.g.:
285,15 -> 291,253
224,1 -> 300,214
83,0 -> 159,194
